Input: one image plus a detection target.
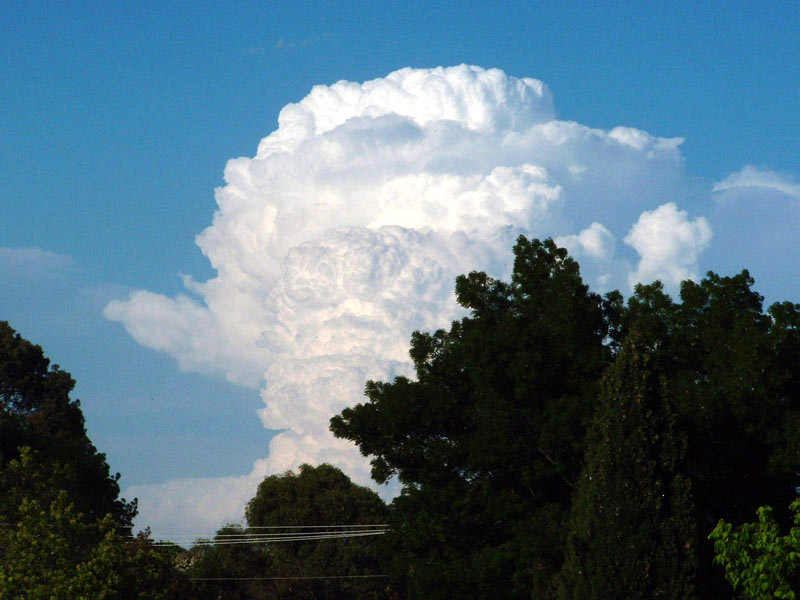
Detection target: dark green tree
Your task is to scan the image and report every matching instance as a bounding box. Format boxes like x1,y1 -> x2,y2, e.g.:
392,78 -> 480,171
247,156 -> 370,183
0,321 -> 135,527
0,323 -> 190,598
332,237 -> 620,599
247,464 -> 391,600
331,236 -> 800,599
558,336 -> 696,599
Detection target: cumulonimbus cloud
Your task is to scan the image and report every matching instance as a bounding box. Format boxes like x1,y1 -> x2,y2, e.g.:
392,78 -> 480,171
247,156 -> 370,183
106,65 -> 726,536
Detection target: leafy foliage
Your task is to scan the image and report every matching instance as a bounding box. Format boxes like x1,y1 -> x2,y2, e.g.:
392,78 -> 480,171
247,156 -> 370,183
622,276 -> 800,596
332,236 -> 800,599
4,235 -> 800,598
710,497 -> 800,599
0,324 -> 190,598
185,524 -> 271,600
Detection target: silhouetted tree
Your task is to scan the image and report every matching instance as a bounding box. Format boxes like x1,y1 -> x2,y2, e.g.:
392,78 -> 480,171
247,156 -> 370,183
0,323 -> 189,598
621,276 -> 800,596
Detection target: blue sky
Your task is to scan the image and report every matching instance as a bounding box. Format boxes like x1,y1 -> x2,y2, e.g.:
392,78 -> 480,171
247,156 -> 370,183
3,1 -> 800,534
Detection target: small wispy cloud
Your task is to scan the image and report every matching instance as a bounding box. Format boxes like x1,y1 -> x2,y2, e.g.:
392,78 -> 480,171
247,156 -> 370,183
244,45 -> 268,56
273,32 -> 333,50
0,247 -> 75,278
713,165 -> 800,201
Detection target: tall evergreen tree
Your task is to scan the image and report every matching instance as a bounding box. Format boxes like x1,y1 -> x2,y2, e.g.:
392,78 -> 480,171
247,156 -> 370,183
559,335 -> 696,600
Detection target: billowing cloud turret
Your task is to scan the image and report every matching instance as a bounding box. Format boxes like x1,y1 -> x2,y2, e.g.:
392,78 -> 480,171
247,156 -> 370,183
106,65 -> 716,534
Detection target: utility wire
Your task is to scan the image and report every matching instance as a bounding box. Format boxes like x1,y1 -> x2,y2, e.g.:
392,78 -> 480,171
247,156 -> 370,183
147,527 -> 387,536
232,524 -> 389,529
151,534 -> 386,547
152,532 -> 387,543
138,524 -> 388,541
148,528 -> 388,547
139,523 -> 388,534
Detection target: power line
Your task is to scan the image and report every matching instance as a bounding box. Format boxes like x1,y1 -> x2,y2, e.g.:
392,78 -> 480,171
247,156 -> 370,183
168,531 -> 386,540
151,527 -> 389,539
139,524 -> 389,539
140,523 -> 388,533
141,527 -> 388,536
147,528 -> 388,547
155,532 -> 386,542
152,534 -> 386,547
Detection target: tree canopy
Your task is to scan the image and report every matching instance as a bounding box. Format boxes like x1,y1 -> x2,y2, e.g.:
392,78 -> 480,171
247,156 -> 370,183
621,276 -> 800,596
0,450 -> 189,600
5,233 -> 800,598
332,237 -> 619,598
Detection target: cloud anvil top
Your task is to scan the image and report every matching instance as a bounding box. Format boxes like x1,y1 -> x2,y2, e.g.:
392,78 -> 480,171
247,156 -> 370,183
102,65 -> 800,534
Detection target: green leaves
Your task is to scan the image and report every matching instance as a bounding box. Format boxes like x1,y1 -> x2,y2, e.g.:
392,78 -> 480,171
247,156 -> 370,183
0,455 -> 185,600
710,498 -> 800,599
0,325 -> 189,599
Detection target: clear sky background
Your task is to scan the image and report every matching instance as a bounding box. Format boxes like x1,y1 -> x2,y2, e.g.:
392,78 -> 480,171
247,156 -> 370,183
3,1 -> 800,535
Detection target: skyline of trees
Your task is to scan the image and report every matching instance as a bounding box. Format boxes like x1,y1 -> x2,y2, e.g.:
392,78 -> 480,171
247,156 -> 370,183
4,234 -> 800,598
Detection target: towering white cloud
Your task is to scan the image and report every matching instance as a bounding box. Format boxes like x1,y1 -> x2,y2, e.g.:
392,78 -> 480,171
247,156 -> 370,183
105,65 -> 714,536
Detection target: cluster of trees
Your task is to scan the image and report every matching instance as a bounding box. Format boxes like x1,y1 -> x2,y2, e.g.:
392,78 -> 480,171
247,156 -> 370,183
331,237 -> 800,599
4,235 -> 800,598
0,321 -> 189,598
